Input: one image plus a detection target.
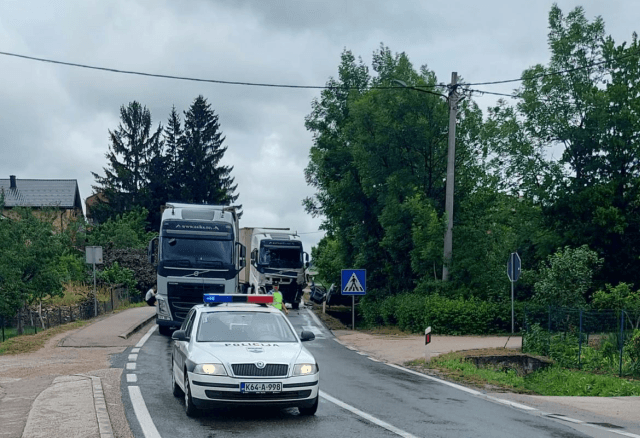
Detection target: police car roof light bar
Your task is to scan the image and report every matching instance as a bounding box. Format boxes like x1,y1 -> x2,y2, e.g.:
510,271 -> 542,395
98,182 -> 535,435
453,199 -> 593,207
203,294 -> 273,306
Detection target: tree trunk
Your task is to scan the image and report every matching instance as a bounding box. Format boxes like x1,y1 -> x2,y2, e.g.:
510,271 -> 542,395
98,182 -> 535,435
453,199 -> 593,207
38,300 -> 46,330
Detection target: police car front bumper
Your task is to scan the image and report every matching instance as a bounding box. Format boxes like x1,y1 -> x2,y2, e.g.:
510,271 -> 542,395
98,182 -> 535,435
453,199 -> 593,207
188,371 -> 319,409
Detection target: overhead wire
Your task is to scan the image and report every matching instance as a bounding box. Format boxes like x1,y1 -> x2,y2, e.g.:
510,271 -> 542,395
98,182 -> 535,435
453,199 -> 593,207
459,47 -> 640,87
0,50 -> 446,91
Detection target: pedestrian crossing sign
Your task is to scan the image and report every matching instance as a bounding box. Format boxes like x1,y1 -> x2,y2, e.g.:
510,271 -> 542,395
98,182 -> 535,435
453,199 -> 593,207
341,269 -> 366,295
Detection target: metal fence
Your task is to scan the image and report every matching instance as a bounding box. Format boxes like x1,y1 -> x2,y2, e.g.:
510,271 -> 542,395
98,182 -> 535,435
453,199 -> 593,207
522,306 -> 640,377
0,286 -> 142,342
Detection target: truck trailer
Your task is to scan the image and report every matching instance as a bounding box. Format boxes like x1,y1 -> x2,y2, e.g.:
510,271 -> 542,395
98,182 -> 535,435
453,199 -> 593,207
148,203 -> 246,335
239,227 -> 308,309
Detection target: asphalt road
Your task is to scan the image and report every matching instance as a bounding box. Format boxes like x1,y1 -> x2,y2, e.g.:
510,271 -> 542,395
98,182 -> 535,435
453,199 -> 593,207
117,307 -> 602,438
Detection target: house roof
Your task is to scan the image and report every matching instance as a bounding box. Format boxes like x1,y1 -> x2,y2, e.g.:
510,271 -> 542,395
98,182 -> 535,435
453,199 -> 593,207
0,178 -> 83,210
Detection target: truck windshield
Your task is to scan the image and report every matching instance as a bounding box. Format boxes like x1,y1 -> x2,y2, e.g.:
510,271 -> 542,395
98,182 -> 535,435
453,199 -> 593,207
197,311 -> 298,343
259,245 -> 303,269
161,237 -> 233,268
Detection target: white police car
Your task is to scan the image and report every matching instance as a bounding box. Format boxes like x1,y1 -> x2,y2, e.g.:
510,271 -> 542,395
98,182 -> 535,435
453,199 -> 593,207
171,294 -> 319,417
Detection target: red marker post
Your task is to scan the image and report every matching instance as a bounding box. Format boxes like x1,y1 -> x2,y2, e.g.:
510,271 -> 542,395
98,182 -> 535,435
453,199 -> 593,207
424,326 -> 432,362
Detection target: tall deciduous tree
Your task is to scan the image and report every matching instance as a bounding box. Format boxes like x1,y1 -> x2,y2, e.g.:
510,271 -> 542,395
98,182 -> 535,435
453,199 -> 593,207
92,101 -> 163,223
181,95 -> 239,207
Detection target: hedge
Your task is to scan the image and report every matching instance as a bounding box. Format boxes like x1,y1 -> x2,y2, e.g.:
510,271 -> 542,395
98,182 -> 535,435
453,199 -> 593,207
359,293 -> 524,335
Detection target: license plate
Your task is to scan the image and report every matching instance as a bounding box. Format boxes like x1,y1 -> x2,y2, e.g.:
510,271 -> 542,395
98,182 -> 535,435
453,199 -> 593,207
241,382 -> 282,393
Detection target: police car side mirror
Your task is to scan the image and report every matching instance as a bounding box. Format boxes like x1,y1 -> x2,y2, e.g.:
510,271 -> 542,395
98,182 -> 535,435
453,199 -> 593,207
300,331 -> 315,342
172,330 -> 189,342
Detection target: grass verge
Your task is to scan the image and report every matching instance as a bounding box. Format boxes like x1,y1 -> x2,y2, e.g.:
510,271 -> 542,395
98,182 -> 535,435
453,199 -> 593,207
0,320 -> 90,356
407,351 -> 640,396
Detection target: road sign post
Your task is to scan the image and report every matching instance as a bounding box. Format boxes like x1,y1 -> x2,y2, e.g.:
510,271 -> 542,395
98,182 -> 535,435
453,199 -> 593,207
86,246 -> 103,317
506,252 -> 521,334
341,269 -> 366,330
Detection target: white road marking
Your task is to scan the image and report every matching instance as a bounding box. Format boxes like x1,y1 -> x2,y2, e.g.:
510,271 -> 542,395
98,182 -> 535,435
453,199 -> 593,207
385,363 -> 482,396
546,414 -> 583,424
135,325 -> 157,348
128,354 -> 138,362
356,352 -> 368,356
126,363 -> 136,370
128,386 -> 161,438
302,325 -> 325,339
332,338 -> 344,345
367,357 -> 380,362
131,348 -> 140,353
306,307 -> 324,328
485,395 -> 538,411
126,374 -> 137,383
319,390 -> 418,438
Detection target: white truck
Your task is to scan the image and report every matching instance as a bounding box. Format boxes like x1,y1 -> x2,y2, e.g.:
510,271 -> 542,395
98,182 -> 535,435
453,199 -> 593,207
148,203 -> 246,335
239,227 -> 309,309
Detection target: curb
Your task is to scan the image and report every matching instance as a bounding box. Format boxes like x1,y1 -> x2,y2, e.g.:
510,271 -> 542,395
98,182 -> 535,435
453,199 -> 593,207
118,313 -> 156,340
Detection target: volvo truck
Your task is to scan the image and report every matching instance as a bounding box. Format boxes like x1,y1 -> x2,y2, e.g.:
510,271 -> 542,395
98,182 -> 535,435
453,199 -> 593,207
239,227 -> 308,309
148,203 -> 245,335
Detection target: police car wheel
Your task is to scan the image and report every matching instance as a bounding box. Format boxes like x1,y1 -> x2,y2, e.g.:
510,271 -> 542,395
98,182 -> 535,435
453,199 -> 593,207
172,360 -> 183,397
184,374 -> 199,417
298,396 -> 318,416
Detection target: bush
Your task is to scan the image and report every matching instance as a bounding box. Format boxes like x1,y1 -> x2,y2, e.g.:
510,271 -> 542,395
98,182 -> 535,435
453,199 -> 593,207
97,261 -> 137,291
360,293 -> 519,334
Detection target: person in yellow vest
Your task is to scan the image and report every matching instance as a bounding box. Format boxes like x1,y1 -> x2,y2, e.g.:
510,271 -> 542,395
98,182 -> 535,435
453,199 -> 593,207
271,284 -> 289,315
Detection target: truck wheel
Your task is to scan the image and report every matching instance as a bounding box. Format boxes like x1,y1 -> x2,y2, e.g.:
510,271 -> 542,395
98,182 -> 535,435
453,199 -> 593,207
159,325 -> 171,336
292,302 -> 300,310
184,373 -> 199,417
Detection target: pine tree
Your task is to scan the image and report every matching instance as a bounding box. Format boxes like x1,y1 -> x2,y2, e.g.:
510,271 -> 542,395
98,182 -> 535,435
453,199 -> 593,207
181,95 -> 239,206
91,101 -> 163,222
163,106 -> 185,202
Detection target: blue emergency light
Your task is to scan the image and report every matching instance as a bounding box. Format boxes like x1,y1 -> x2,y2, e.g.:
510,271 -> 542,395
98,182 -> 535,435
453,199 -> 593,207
203,294 -> 273,305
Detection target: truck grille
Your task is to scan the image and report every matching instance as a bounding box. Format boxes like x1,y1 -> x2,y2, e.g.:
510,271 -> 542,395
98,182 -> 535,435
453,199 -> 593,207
168,283 -> 225,322
231,364 -> 288,377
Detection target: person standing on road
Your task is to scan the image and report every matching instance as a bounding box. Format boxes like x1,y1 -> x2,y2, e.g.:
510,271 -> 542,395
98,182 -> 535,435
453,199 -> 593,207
271,284 -> 289,315
145,286 -> 157,306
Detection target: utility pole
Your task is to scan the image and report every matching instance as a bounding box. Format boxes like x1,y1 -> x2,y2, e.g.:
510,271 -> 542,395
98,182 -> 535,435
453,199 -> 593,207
442,72 -> 459,282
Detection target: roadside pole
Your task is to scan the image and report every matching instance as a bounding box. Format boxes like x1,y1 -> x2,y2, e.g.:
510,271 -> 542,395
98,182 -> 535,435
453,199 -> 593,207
85,246 -> 103,318
507,252 -> 521,334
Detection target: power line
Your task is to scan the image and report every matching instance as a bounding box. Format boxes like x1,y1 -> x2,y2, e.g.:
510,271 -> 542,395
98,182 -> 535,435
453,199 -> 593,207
459,48 -> 640,87
0,50 -> 446,91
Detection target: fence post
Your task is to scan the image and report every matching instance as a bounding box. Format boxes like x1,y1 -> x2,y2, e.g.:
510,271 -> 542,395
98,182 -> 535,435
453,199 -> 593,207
578,308 -> 583,369
619,309 -> 625,377
32,310 -> 37,335
59,307 -> 62,326
522,304 -> 527,353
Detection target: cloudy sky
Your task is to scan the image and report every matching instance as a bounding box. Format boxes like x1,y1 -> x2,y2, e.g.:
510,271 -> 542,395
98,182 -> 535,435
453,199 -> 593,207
0,0 -> 637,252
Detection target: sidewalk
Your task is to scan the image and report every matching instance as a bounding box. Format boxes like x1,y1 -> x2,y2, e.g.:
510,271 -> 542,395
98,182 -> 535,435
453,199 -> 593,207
0,306 -> 156,438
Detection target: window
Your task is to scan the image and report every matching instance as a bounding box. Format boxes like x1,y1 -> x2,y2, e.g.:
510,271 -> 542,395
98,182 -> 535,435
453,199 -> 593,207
197,311 -> 297,343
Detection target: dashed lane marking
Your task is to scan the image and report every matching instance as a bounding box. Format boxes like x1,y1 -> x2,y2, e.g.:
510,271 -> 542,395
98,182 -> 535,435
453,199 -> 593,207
126,374 -> 137,383
131,348 -> 140,353
128,386 -> 161,438
126,363 -> 136,370
320,390 -> 418,438
128,354 -> 138,362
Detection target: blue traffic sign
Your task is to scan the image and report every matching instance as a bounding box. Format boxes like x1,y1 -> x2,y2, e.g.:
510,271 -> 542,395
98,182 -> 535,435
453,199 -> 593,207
507,252 -> 521,282
341,269 -> 366,295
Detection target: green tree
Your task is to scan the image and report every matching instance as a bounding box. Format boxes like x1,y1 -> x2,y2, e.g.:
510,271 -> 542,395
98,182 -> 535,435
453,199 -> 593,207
91,101 -> 163,223
181,95 -> 239,207
163,105 -> 185,202
485,5 -> 640,288
533,245 -> 602,307
0,209 -> 66,329
86,207 -> 156,249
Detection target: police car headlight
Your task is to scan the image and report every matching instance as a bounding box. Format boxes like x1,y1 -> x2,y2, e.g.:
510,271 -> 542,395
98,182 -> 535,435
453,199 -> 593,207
194,364 -> 227,376
293,363 -> 317,376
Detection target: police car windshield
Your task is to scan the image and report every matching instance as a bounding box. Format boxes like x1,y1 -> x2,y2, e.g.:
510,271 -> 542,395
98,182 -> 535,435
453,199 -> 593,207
196,311 -> 298,343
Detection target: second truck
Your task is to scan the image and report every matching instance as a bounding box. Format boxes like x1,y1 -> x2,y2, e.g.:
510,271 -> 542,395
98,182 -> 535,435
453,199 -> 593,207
239,227 -> 308,309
